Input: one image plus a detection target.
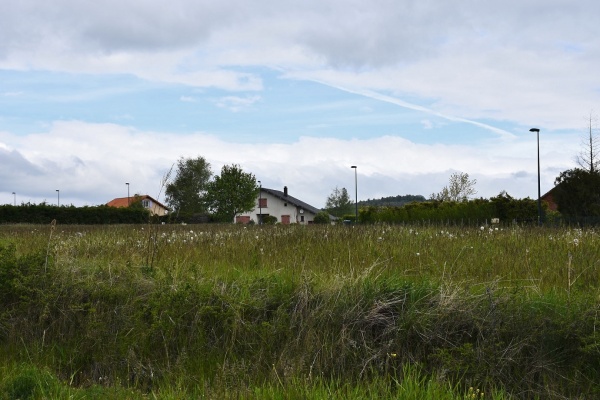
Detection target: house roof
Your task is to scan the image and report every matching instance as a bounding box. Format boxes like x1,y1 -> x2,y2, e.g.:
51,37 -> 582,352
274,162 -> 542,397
106,194 -> 170,210
261,188 -> 322,215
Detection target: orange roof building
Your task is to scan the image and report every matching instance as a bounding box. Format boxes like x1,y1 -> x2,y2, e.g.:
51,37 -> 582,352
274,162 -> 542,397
106,194 -> 170,216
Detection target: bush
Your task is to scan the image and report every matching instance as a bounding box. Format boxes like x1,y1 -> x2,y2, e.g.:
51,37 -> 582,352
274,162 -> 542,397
313,211 -> 331,224
262,215 -> 277,225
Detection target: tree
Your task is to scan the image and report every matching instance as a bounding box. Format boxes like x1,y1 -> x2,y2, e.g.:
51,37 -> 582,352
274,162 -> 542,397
313,211 -> 332,224
430,172 -> 477,202
325,186 -> 353,218
204,164 -> 259,222
575,112 -> 600,173
165,156 -> 212,215
553,168 -> 600,217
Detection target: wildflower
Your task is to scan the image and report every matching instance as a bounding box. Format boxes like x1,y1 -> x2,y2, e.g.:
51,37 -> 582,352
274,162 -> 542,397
416,252 -> 420,256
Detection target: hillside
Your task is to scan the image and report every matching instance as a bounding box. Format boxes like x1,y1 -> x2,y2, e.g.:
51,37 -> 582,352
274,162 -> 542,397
358,194 -> 427,207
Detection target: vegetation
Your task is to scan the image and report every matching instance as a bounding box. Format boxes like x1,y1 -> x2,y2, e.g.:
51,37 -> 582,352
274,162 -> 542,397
204,164 -> 259,222
575,111 -> 600,173
553,168 -> 600,218
0,203 -> 150,224
359,194 -> 426,207
325,186 -> 353,217
313,210 -> 332,224
164,156 -> 212,215
431,172 -> 477,202
1,222 -> 599,399
359,195 -> 539,225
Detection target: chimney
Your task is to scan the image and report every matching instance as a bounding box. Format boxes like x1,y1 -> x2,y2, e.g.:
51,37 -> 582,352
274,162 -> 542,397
284,186 -> 288,197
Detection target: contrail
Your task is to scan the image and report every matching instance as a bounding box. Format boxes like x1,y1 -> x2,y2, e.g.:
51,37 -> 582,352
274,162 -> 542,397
313,80 -> 516,139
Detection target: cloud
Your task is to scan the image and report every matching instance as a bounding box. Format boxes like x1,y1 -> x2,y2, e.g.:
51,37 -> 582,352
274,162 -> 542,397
0,0 -> 597,133
0,120 -> 579,207
0,0 -> 598,210
214,95 -> 262,112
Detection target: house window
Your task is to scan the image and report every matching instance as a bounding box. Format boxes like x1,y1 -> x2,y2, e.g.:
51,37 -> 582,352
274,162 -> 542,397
142,199 -> 150,208
259,198 -> 267,208
300,215 -> 305,223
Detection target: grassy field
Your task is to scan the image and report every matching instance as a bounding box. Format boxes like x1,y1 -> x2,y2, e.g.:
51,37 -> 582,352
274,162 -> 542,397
1,222 -> 599,399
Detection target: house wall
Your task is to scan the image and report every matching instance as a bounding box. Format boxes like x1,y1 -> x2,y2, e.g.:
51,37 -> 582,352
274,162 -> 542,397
142,198 -> 168,216
237,191 -> 316,224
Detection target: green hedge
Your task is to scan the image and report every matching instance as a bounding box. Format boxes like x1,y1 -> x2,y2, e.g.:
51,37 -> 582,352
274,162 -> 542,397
359,196 -> 539,225
0,204 -> 150,224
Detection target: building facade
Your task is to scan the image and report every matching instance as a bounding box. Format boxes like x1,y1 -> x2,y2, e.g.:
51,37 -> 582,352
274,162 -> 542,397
236,186 -> 321,224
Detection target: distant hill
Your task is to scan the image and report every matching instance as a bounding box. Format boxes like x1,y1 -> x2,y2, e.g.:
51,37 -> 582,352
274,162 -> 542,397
358,194 -> 427,207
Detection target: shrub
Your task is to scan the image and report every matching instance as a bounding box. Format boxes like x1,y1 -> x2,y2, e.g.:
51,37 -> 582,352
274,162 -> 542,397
313,211 -> 331,224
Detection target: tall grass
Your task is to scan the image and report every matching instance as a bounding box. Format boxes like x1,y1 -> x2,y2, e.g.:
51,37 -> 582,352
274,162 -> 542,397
1,223 -> 599,399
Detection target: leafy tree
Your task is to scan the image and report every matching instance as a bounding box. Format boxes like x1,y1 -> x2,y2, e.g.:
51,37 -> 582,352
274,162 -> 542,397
325,186 -> 353,218
430,172 -> 477,202
165,156 -> 212,215
489,191 -> 538,222
204,164 -> 259,222
553,168 -> 600,217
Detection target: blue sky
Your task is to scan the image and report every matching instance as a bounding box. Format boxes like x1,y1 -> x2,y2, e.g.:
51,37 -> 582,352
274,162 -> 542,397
1,0 -> 598,208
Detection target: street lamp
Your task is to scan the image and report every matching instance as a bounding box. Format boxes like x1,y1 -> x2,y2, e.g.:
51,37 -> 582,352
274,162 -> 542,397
126,182 -> 130,206
530,128 -> 542,226
12,192 -> 15,206
351,166 -> 358,223
258,180 -> 262,225
56,189 -> 60,207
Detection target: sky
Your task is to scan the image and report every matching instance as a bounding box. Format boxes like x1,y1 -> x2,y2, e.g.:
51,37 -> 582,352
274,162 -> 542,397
1,0 -> 600,209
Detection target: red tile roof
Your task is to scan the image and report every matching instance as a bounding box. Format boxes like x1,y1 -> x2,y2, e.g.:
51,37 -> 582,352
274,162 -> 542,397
106,195 -> 169,210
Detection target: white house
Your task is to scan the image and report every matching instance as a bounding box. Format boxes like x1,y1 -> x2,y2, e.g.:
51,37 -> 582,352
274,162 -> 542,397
236,186 -> 323,225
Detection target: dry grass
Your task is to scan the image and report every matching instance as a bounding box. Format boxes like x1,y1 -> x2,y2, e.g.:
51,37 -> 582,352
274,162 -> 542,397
1,223 -> 599,399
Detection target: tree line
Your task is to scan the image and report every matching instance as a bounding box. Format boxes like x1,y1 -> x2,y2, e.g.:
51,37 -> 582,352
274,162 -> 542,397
322,111 -> 600,224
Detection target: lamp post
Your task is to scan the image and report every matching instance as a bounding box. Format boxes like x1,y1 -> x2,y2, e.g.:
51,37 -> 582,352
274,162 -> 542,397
12,192 -> 16,206
126,182 -> 130,206
56,189 -> 60,207
258,180 -> 262,225
530,128 -> 542,226
351,166 -> 358,223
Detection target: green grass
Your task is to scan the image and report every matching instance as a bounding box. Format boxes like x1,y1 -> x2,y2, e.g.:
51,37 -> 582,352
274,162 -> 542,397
1,223 -> 599,399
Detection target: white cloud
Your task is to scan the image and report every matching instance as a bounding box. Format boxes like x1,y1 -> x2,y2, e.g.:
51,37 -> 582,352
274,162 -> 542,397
214,95 -> 262,112
0,121 -> 579,208
0,0 -> 599,210
421,119 -> 433,130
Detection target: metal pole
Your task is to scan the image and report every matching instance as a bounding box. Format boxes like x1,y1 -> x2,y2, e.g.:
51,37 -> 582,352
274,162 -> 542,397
56,189 -> 60,206
126,182 -> 130,206
351,166 -> 357,223
530,128 -> 542,226
258,180 -> 262,225
12,192 -> 16,206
